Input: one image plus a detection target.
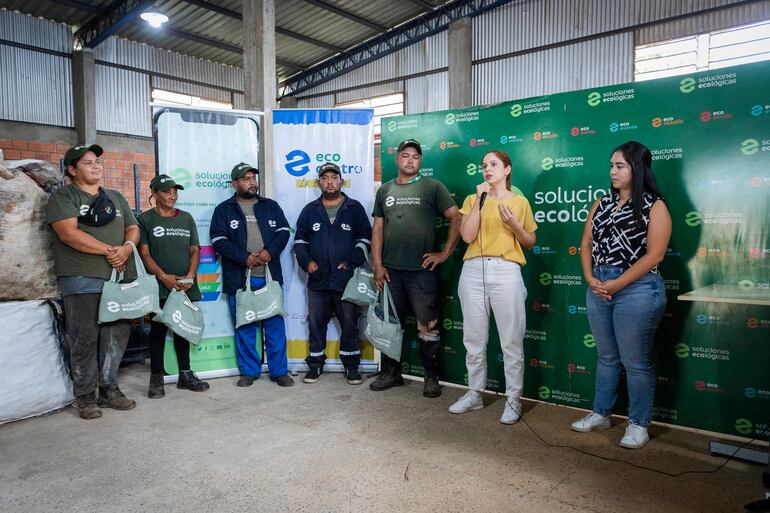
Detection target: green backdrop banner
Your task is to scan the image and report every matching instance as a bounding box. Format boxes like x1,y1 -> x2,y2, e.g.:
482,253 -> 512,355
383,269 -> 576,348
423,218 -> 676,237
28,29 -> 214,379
381,61 -> 770,440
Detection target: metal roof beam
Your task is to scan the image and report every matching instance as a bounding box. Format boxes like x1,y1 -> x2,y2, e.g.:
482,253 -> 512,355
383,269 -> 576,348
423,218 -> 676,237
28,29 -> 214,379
157,25 -> 306,71
299,0 -> 386,31
181,0 -> 241,19
74,0 -> 155,49
275,27 -> 344,53
280,0 -> 515,97
55,0 -> 104,14
404,0 -> 436,10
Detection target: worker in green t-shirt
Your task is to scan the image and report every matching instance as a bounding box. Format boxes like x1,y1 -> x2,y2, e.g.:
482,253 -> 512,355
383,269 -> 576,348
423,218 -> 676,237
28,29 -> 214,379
138,174 -> 209,399
370,139 -> 460,398
46,144 -> 140,420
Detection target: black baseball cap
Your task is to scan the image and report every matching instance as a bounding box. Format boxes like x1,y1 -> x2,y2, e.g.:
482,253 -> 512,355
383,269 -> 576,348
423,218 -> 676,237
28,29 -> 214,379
150,174 -> 184,191
231,162 -> 257,180
397,139 -> 422,155
64,144 -> 104,167
318,162 -> 341,176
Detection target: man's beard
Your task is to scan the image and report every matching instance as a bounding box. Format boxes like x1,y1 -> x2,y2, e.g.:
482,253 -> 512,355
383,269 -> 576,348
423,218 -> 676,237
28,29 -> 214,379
322,190 -> 341,200
236,189 -> 257,200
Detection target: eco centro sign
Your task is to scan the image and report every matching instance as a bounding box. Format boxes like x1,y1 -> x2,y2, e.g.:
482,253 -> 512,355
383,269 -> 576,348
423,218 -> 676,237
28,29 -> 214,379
283,149 -> 364,177
533,186 -> 609,223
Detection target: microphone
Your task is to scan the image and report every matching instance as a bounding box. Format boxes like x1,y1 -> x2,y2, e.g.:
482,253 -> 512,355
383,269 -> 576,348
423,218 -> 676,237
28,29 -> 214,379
479,191 -> 487,209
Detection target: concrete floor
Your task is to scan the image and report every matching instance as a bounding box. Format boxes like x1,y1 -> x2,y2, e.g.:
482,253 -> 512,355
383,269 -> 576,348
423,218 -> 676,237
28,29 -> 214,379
0,364 -> 764,513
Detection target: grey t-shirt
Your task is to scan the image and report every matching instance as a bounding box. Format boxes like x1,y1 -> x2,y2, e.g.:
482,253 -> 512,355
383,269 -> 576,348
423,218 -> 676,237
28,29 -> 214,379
239,201 -> 265,277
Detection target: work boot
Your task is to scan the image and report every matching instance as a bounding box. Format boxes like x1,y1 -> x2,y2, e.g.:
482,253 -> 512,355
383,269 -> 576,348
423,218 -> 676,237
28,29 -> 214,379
148,373 -> 165,399
369,367 -> 404,391
345,367 -> 362,385
303,367 -> 323,383
97,386 -> 136,410
177,370 -> 209,392
237,376 -> 256,387
423,376 -> 441,398
75,392 -> 102,420
271,374 -> 295,387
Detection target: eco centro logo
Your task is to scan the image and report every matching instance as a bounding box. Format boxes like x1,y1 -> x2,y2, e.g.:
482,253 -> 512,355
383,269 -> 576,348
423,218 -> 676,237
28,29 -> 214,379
608,120 -> 638,133
533,185 -> 608,224
540,155 -> 584,171
740,138 -> 770,155
439,140 -> 461,150
510,101 -> 550,117
587,88 -> 635,106
567,305 -> 587,315
537,386 -> 581,404
696,247 -> 729,258
532,302 -> 556,313
533,130 -> 558,141
744,387 -> 770,400
746,316 -> 770,329
531,245 -> 556,255
693,380 -> 726,394
499,134 -> 524,144
538,272 -> 583,286
673,343 -> 730,361
567,363 -> 591,375
651,115 -> 684,128
699,109 -> 732,122
751,104 -> 770,117
444,111 -> 479,125
530,359 -> 555,369
468,138 -> 490,148
570,126 -> 596,137
681,73 -> 737,94
284,150 -> 363,177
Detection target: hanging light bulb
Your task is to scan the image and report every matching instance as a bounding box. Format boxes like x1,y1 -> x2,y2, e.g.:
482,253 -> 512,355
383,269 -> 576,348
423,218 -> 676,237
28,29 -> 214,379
140,9 -> 169,28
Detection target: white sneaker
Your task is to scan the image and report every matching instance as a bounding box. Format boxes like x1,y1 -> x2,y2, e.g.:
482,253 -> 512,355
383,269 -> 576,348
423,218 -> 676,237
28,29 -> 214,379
500,397 -> 521,425
571,412 -> 611,432
619,423 -> 649,449
448,390 -> 484,414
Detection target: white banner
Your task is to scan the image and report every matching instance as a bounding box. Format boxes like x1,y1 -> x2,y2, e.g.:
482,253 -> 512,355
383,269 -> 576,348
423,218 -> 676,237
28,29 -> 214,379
154,107 -> 261,377
272,109 -> 376,371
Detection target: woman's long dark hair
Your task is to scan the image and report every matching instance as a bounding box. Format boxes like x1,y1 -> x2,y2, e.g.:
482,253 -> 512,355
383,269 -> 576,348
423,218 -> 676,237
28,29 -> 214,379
611,141 -> 664,225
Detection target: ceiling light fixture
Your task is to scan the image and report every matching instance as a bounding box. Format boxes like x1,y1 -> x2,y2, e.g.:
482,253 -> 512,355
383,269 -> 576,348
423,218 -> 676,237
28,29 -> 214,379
140,9 -> 169,28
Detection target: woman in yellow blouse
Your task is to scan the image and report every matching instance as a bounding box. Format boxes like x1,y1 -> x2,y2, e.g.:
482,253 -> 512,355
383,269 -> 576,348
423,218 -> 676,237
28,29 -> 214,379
448,149 -> 537,424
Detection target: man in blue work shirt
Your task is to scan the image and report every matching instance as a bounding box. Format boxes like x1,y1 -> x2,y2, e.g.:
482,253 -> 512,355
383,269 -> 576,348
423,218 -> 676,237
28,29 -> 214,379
210,163 -> 294,387
293,162 -> 372,385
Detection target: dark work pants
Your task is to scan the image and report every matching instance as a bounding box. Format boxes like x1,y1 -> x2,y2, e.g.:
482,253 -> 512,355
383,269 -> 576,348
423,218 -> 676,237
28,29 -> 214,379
306,289 -> 361,369
381,267 -> 442,379
148,297 -> 192,374
62,293 -> 131,397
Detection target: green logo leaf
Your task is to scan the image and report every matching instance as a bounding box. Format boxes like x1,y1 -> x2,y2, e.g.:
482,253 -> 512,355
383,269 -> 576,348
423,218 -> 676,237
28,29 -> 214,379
387,120 -> 397,132
734,418 -> 753,435
538,386 -> 551,400
541,157 -> 554,171
466,163 -> 478,176
679,77 -> 696,93
443,319 -> 452,330
539,272 -> 553,286
444,113 -> 456,125
684,211 -> 702,227
583,334 -> 595,348
738,279 -> 755,290
741,138 -> 760,156
170,167 -> 192,189
674,342 -> 690,359
587,92 -> 601,106
510,104 -> 522,117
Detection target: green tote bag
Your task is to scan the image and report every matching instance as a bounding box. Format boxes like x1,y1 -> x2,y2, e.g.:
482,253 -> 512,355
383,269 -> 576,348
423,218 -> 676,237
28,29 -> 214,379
341,242 -> 377,307
364,282 -> 403,361
98,241 -> 161,323
235,266 -> 286,329
154,289 -> 205,345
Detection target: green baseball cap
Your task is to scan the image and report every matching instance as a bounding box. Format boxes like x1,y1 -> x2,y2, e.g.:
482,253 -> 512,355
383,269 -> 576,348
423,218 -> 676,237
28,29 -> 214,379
397,139 -> 422,155
64,144 -> 104,167
318,162 -> 341,176
231,162 -> 257,180
150,174 -> 184,191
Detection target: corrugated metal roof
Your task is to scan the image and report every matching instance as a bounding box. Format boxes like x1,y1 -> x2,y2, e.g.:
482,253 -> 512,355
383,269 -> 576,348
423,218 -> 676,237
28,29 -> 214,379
0,0 -> 447,81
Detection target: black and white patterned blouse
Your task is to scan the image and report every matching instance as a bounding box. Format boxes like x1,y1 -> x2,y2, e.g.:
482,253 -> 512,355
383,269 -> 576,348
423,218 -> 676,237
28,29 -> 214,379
591,191 -> 660,272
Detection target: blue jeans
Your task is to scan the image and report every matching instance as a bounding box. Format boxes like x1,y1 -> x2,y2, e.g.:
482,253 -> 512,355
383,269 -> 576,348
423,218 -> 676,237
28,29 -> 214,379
227,276 -> 288,379
586,265 -> 666,427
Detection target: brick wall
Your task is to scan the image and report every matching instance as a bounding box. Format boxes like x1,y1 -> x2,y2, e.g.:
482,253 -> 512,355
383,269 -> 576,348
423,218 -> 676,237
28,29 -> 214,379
0,138 -> 155,211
